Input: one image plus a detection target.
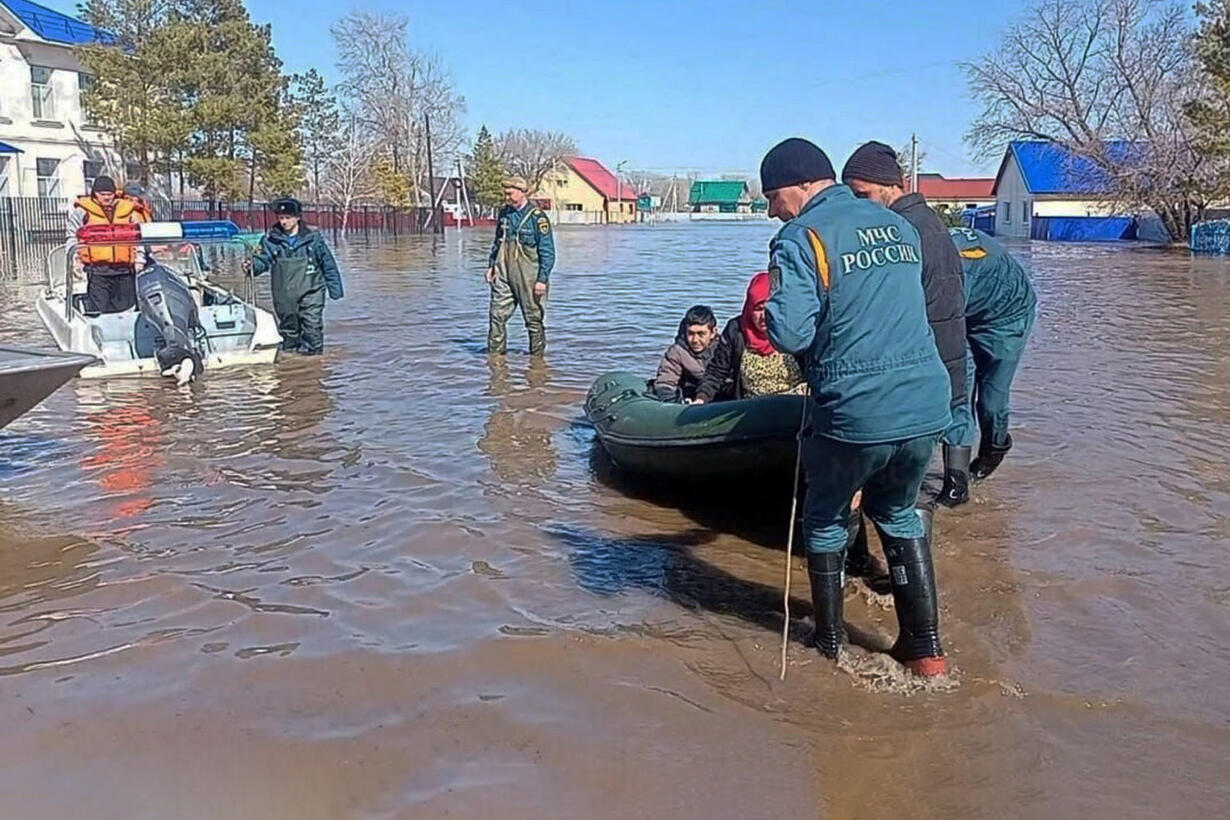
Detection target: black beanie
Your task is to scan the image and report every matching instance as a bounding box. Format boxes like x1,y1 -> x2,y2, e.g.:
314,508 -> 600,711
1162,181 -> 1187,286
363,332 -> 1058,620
842,141 -> 904,187
760,138 -> 836,193
272,197 -> 302,216
91,175 -> 116,194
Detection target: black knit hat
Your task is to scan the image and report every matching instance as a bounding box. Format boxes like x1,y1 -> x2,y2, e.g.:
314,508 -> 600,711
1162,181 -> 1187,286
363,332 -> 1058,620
842,141 -> 904,187
272,197 -> 302,216
760,138 -> 836,193
91,175 -> 116,194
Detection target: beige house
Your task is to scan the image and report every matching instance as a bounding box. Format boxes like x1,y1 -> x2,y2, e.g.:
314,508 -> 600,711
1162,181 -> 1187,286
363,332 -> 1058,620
0,0 -> 123,199
532,156 -> 638,225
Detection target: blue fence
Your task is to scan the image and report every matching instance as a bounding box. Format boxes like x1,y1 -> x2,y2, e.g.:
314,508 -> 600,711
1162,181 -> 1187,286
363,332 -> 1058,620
1190,220 -> 1230,255
1031,216 -> 1136,242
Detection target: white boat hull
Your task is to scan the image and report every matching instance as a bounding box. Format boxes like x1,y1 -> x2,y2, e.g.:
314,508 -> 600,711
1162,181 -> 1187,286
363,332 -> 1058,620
35,277 -> 282,381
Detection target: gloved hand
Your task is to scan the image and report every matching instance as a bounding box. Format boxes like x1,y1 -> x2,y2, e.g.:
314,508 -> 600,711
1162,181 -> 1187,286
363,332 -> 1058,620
241,259 -> 253,276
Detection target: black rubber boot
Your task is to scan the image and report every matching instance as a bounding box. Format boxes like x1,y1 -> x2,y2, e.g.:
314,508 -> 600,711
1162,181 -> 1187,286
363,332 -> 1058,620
937,445 -> 971,508
971,434 -> 1013,482
806,550 -> 846,659
878,529 -> 947,677
843,512 -> 892,595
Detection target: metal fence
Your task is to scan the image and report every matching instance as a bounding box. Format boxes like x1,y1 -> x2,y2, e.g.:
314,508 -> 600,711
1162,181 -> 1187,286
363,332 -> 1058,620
0,197 -> 434,282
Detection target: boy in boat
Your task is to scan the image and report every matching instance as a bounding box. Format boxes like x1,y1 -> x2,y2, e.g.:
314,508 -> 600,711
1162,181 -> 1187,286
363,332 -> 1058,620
244,198 -> 344,354
651,305 -> 720,401
760,137 -> 951,677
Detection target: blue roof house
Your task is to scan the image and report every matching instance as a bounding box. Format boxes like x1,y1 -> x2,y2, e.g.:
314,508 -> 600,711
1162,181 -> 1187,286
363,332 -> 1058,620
991,141 -> 1138,241
0,0 -> 120,198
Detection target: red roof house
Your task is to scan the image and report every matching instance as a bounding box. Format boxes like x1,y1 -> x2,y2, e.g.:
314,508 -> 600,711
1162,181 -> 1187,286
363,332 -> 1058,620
906,173 -> 995,207
567,157 -> 639,201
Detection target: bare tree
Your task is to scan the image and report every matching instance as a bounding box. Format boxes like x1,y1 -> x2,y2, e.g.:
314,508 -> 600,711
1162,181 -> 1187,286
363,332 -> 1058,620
330,11 -> 466,206
897,142 -> 927,187
964,0 -> 1220,241
322,115 -> 379,233
496,129 -> 578,193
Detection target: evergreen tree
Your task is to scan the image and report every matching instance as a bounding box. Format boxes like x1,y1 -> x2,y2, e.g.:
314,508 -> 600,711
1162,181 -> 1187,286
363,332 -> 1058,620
291,69 -> 340,199
1188,1 -> 1230,196
470,125 -> 505,213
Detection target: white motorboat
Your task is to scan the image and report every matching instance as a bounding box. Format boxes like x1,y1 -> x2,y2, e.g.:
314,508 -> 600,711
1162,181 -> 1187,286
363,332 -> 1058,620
35,220 -> 281,382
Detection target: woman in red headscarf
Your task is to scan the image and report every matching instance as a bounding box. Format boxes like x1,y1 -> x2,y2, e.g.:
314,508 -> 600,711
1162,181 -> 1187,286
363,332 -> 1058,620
693,271 -> 807,403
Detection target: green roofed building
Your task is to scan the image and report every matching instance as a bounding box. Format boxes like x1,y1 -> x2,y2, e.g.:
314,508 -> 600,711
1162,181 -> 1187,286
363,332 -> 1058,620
688,180 -> 751,214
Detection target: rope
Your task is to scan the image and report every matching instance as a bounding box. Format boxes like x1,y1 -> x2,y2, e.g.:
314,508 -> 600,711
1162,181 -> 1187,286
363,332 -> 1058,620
780,387 -> 810,681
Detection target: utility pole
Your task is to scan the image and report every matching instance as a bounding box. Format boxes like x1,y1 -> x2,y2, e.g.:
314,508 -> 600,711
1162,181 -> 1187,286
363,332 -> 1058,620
616,159 -> 627,225
910,133 -> 919,195
424,111 -> 443,234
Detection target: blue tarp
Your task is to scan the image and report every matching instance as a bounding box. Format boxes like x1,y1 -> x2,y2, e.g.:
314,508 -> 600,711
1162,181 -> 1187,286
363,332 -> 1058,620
1031,216 -> 1136,242
1190,220 -> 1230,255
0,141 -> 23,154
0,0 -> 116,45
963,205 -> 995,234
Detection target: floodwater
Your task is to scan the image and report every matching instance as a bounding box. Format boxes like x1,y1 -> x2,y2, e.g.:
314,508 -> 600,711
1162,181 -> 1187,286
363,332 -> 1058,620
0,223 -> 1228,818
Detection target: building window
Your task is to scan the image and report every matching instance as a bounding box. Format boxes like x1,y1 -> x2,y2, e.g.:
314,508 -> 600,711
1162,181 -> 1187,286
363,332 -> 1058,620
1022,201 -> 1030,223
565,203 -> 582,211
124,163 -> 141,183
83,159 -> 104,191
31,66 -> 55,120
37,158 -> 61,199
1003,201 -> 1011,224
78,73 -> 96,123
0,156 -> 10,196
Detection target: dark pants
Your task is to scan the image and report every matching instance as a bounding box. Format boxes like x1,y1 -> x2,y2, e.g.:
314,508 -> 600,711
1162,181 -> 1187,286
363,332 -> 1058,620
802,432 -> 940,554
85,264 -> 136,314
970,312 -> 1034,449
272,285 -> 326,354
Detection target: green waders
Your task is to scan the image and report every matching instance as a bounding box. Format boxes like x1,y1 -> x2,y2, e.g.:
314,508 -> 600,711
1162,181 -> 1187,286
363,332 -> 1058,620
488,232 -> 546,356
271,256 -> 327,354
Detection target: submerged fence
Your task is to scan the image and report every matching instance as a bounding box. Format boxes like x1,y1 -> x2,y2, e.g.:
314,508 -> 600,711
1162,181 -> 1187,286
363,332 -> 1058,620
0,197 -> 434,282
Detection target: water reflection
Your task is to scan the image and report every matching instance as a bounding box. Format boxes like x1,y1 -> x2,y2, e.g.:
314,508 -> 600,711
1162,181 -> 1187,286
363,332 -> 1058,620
478,356 -> 558,485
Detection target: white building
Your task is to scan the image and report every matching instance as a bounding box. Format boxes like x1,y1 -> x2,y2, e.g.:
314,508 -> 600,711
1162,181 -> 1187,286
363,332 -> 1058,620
991,141 -> 1135,241
0,0 -> 122,200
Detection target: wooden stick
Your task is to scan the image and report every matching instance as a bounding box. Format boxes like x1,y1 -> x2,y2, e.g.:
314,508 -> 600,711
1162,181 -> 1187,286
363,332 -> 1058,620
780,390 -> 810,682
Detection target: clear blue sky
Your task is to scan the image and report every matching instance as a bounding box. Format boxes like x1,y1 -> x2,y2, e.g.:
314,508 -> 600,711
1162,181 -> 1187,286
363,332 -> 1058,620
80,0 -> 1028,178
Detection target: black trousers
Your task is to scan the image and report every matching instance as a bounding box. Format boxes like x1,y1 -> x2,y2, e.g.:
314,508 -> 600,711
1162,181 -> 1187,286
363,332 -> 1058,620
85,264 -> 137,314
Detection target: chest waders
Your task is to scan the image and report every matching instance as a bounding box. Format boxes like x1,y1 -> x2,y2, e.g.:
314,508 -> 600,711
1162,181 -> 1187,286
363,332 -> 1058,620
271,251 -> 326,354
488,211 -> 546,355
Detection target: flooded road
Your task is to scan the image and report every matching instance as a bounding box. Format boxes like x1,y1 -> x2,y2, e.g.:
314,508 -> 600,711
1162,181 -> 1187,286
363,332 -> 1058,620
1,224 -> 1228,818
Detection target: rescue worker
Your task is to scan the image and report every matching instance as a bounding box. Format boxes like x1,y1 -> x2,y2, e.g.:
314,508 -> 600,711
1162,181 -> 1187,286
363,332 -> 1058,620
948,227 -> 1037,482
841,142 -> 970,507
244,198 -> 344,355
66,175 -> 146,314
486,175 -> 555,356
761,137 -> 951,677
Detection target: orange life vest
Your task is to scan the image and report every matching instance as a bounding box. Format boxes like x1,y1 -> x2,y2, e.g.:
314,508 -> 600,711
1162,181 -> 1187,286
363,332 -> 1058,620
74,195 -> 143,265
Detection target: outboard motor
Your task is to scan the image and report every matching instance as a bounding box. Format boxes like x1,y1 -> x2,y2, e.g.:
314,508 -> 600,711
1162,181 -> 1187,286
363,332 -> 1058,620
136,264 -> 204,385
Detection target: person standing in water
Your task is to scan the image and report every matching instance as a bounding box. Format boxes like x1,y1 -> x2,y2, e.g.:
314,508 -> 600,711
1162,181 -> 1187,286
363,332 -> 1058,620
760,137 -> 951,677
486,175 -> 555,356
842,141 -> 971,507
245,198 -> 344,355
948,226 -> 1037,481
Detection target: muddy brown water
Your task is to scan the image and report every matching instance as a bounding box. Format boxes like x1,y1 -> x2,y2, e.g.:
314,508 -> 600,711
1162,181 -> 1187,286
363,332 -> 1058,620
0,224 -> 1228,818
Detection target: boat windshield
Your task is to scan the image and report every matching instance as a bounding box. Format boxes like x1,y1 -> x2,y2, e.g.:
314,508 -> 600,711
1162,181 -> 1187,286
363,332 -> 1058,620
47,237 -> 256,295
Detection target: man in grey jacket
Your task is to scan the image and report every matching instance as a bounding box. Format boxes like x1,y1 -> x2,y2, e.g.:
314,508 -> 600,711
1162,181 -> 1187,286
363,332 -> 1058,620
652,305 -> 719,401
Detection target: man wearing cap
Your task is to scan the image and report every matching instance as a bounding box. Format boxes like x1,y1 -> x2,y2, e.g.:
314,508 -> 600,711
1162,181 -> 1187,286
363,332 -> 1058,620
244,197 -> 344,354
842,142 -> 971,507
760,137 -> 951,677
66,175 -> 147,314
486,175 -> 555,356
